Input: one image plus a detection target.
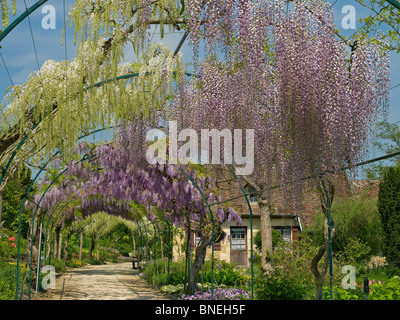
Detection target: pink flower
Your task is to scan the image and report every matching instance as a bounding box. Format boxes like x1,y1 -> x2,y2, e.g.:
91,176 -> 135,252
9,237 -> 15,242
378,281 -> 382,284
11,243 -> 16,248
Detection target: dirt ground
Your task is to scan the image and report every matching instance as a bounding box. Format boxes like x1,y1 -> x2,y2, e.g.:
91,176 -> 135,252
33,262 -> 175,300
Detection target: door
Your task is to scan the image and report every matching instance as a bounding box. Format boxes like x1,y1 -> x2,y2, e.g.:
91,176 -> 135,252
230,227 -> 247,266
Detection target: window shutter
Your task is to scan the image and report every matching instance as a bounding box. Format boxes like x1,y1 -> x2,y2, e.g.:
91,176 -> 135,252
292,227 -> 300,243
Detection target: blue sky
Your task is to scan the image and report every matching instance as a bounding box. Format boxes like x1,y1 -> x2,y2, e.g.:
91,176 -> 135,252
0,0 -> 399,172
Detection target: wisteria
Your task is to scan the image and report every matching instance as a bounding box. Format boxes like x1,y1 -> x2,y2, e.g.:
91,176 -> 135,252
175,0 -> 390,207
15,0 -> 392,300
181,288 -> 251,300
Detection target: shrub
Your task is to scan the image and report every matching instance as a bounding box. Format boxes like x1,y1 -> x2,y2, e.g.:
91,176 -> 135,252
160,284 -> 184,295
308,196 -> 383,257
49,258 -> 66,273
370,276 -> 400,300
0,261 -> 29,300
254,270 -> 309,300
378,166 -> 400,266
255,229 -> 282,250
66,259 -> 84,268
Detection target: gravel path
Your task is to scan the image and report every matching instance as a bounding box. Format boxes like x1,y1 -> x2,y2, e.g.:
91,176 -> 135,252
36,262 -> 174,300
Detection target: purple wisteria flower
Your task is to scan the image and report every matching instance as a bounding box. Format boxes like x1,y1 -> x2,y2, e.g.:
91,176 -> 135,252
181,288 -> 250,300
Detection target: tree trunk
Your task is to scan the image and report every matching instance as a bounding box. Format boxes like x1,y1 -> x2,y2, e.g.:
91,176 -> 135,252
259,195 -> 273,272
63,231 -> 71,263
96,239 -> 100,261
46,230 -> 52,263
58,230 -> 63,261
310,179 -> 336,300
54,226 -> 61,259
88,237 -> 95,260
188,237 -> 212,294
311,244 -> 327,300
79,231 -> 83,261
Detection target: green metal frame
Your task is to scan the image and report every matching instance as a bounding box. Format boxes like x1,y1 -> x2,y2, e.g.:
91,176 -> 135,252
385,0 -> 400,11
0,0 -> 49,43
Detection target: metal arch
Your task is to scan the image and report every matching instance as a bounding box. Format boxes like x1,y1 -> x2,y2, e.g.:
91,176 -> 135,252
14,126 -> 113,299
0,0 -> 49,43
385,0 -> 400,11
27,153 -> 97,299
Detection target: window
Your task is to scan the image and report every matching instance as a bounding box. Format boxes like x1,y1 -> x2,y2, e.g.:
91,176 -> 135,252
244,185 -> 258,203
274,227 -> 291,243
231,227 -> 246,250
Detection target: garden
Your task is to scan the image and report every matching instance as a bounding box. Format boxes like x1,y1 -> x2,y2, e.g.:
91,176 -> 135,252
1,0 -> 400,302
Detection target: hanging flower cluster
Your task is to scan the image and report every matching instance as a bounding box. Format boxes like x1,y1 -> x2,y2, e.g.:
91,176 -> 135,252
1,42 -> 184,162
28,118 -> 241,241
175,0 -> 390,210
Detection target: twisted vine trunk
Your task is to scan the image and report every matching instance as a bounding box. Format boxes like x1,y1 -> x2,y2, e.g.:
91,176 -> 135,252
186,225 -> 225,295
79,231 -> 83,261
63,231 -> 72,263
187,237 -> 212,294
54,226 -> 61,259
88,237 -> 96,260
311,179 -> 336,300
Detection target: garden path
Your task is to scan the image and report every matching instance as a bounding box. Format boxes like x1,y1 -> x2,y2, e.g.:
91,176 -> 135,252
34,262 -> 174,300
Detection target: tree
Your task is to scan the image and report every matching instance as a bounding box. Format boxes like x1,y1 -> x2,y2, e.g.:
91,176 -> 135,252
377,165 -> 400,266
309,195 -> 383,257
365,120 -> 400,179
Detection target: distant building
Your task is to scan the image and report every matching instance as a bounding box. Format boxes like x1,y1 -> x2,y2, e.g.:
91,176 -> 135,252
172,167 -> 379,267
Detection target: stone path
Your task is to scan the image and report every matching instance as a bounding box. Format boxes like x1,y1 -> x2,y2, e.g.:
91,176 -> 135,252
35,262 -> 174,300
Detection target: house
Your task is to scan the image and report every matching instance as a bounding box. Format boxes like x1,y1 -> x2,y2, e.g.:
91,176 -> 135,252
173,167 -> 377,267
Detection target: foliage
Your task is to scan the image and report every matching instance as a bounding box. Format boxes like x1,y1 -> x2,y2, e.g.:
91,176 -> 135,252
354,0 -> 400,53
336,238 -> 372,268
254,269 -> 310,300
255,229 -> 282,250
66,259 -> 84,268
160,284 -> 184,295
323,276 -> 400,300
0,260 -> 29,300
1,165 -> 34,235
364,121 -> 400,179
49,259 -> 66,273
0,0 -> 16,28
0,233 -> 16,261
308,196 -> 383,258
377,165 -> 400,265
202,261 -> 246,287
369,276 -> 400,300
